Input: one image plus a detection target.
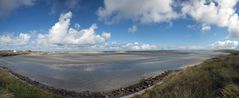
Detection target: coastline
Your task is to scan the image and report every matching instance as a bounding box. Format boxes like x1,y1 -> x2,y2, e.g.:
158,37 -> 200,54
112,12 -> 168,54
0,66 -> 105,98
0,52 -> 221,98
132,51 -> 239,98
120,60 -> 206,98
107,70 -> 175,97
0,64 -> 175,98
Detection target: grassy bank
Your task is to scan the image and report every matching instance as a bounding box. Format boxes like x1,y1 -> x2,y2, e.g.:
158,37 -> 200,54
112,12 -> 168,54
0,50 -> 31,57
0,68 -> 59,98
134,51 -> 239,98
0,50 -> 59,98
0,51 -> 105,98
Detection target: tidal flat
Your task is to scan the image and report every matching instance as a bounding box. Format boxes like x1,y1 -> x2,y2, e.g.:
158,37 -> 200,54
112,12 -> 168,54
0,51 -> 222,92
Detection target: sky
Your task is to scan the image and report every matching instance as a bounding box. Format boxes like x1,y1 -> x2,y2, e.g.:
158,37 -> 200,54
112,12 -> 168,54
0,0 -> 239,51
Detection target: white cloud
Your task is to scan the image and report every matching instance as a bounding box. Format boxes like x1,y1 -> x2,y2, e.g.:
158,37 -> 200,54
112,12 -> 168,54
186,24 -> 196,29
97,0 -> 178,24
126,42 -> 157,50
128,25 -> 137,33
98,0 -> 239,36
0,33 -> 31,45
48,11 -> 72,44
0,0 -> 34,17
182,0 -> 239,35
102,32 -> 111,40
201,24 -> 211,32
211,40 -> 239,49
37,11 -> 111,46
92,42 -> 157,50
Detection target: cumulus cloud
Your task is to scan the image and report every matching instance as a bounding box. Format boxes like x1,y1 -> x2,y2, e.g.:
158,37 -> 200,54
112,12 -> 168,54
98,0 -> 239,36
128,25 -> 137,33
0,33 -> 31,45
37,11 -> 111,46
92,42 -> 157,50
97,0 -> 178,24
211,40 -> 239,49
0,11 -> 157,51
182,0 -> 239,35
126,42 -> 157,50
0,0 -> 34,17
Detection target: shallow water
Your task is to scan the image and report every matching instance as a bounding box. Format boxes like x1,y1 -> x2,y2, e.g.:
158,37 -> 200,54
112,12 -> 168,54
0,51 -> 222,92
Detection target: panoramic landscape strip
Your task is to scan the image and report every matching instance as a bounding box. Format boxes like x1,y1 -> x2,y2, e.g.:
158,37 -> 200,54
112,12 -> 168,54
1,0 -> 239,98
0,50 -> 239,98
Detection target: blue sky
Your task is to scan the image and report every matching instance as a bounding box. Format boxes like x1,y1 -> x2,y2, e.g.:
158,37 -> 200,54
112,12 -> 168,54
0,0 -> 239,51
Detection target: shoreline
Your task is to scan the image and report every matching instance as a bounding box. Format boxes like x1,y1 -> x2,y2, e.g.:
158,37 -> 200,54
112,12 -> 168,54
0,66 -> 105,98
0,65 -> 175,98
0,52 -> 220,98
107,70 -> 176,97
120,60 -> 205,98
131,51 -> 239,98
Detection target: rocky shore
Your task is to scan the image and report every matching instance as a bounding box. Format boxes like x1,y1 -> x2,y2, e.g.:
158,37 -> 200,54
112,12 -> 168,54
107,70 -> 176,97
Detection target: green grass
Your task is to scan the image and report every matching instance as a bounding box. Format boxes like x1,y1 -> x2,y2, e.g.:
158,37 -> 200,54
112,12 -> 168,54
0,50 -> 31,56
0,68 -> 59,98
134,52 -> 239,98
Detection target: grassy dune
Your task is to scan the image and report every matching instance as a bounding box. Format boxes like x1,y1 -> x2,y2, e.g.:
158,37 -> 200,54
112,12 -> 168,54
0,50 -> 58,98
0,68 -> 59,98
134,51 -> 239,98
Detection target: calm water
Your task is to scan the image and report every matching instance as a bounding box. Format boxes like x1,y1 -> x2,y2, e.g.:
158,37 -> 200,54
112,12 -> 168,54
0,51 -> 222,92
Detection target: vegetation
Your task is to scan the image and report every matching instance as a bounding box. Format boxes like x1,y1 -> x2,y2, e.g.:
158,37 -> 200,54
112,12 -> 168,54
0,50 -> 59,98
134,51 -> 239,98
0,68 -> 59,98
0,50 -> 32,57
0,50 -> 105,98
1,50 -> 239,98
